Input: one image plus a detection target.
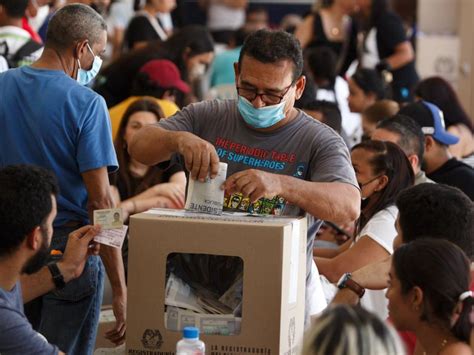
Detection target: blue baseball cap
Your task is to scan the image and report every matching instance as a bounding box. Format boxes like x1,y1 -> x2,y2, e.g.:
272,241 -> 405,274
398,101 -> 459,145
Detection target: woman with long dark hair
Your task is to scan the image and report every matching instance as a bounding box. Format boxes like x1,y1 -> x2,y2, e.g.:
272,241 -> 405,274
94,25 -> 214,107
295,0 -> 358,76
315,140 -> 414,318
110,97 -> 186,216
414,77 -> 474,163
355,0 -> 418,103
388,238 -> 472,355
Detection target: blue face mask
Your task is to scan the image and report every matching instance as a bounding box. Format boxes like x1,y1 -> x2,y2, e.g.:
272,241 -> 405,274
76,44 -> 103,86
237,96 -> 286,129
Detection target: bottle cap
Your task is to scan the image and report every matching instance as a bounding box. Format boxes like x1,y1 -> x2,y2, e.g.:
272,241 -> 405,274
183,326 -> 199,339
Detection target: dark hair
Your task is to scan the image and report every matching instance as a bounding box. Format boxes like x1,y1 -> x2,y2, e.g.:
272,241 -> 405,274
306,46 -> 337,84
352,140 -> 414,230
303,305 -> 404,355
0,0 -> 28,18
364,0 -> 390,29
131,73 -> 185,108
46,4 -> 107,50
376,114 -> 425,167
0,165 -> 58,257
393,239 -> 472,343
396,183 -> 474,259
113,98 -> 165,197
231,27 -> 253,47
96,25 -> 214,105
303,100 -> 342,133
414,77 -> 473,132
363,100 -> 399,124
351,69 -> 386,99
238,29 -> 304,82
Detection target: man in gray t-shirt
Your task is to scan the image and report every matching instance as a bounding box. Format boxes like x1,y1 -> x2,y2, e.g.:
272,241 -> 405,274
130,29 -> 360,317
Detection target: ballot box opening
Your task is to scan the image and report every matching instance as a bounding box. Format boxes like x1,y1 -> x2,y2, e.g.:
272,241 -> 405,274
164,252 -> 243,336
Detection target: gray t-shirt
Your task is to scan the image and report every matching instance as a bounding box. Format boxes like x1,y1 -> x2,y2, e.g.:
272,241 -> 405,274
0,282 -> 58,355
159,99 -> 358,277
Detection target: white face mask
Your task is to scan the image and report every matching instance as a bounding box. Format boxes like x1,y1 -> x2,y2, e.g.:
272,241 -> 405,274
189,63 -> 206,81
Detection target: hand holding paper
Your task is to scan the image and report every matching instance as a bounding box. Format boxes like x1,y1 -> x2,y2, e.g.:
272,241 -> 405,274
185,162 -> 228,215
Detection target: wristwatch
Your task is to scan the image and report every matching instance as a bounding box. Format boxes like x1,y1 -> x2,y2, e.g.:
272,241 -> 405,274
337,272 -> 365,298
47,262 -> 66,290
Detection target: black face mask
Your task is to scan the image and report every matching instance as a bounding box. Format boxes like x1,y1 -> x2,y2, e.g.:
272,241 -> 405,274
22,228 -> 50,275
361,196 -> 370,210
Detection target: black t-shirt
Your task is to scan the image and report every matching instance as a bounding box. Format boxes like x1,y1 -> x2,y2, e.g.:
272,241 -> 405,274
363,11 -> 419,102
110,162 -> 183,201
124,15 -> 164,50
307,12 -> 358,76
427,158 -> 474,201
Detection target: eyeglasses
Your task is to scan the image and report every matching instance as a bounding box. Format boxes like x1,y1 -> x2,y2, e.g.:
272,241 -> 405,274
236,83 -> 293,105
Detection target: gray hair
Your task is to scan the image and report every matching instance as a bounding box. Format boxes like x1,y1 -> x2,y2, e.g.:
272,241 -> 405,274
45,4 -> 107,49
302,305 -> 405,355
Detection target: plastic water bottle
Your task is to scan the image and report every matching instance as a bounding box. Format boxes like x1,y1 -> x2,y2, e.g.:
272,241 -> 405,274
176,327 -> 205,355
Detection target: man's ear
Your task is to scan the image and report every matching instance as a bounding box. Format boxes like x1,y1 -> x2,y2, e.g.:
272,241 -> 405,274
233,62 -> 240,84
424,135 -> 435,152
407,154 -> 419,172
25,226 -> 42,252
294,75 -> 306,100
74,39 -> 89,60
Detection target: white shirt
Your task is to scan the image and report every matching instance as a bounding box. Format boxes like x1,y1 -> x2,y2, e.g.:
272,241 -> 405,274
0,26 -> 43,62
316,76 -> 362,147
357,205 -> 398,319
207,3 -> 245,31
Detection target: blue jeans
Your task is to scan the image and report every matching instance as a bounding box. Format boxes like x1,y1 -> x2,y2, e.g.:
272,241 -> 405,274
33,226 -> 104,355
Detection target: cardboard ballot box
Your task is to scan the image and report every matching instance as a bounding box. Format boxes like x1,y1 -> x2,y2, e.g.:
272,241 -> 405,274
126,209 -> 307,355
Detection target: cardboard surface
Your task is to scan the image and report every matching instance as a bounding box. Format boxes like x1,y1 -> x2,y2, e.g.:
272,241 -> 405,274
126,209 -> 306,355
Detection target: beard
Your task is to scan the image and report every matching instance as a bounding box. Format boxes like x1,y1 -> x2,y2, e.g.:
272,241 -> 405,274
22,228 -> 50,275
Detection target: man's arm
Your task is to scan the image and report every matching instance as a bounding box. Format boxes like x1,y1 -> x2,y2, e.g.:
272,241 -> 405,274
130,126 -> 220,182
21,225 -> 101,303
223,170 -> 360,224
330,256 -> 392,305
82,167 -> 127,345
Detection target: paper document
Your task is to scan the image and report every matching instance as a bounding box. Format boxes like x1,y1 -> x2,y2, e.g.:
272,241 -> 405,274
185,162 -> 227,215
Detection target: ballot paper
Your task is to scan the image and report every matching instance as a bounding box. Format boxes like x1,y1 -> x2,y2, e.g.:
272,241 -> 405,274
165,307 -> 241,336
165,273 -> 206,313
93,208 -> 127,249
185,162 -> 228,215
93,208 -> 123,230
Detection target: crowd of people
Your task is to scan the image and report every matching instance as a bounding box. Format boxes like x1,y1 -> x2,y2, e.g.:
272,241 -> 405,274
0,0 -> 473,354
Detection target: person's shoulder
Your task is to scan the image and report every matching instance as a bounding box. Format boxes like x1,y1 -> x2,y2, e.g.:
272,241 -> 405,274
372,205 -> 398,221
441,342 -> 471,355
296,110 -> 343,138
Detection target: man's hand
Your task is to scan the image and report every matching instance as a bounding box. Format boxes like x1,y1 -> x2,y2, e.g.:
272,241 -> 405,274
105,293 -> 127,345
176,131 -> 220,182
223,169 -> 283,202
57,225 -> 101,283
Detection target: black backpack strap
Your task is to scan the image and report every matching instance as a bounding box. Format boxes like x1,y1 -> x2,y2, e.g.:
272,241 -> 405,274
10,39 -> 42,67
